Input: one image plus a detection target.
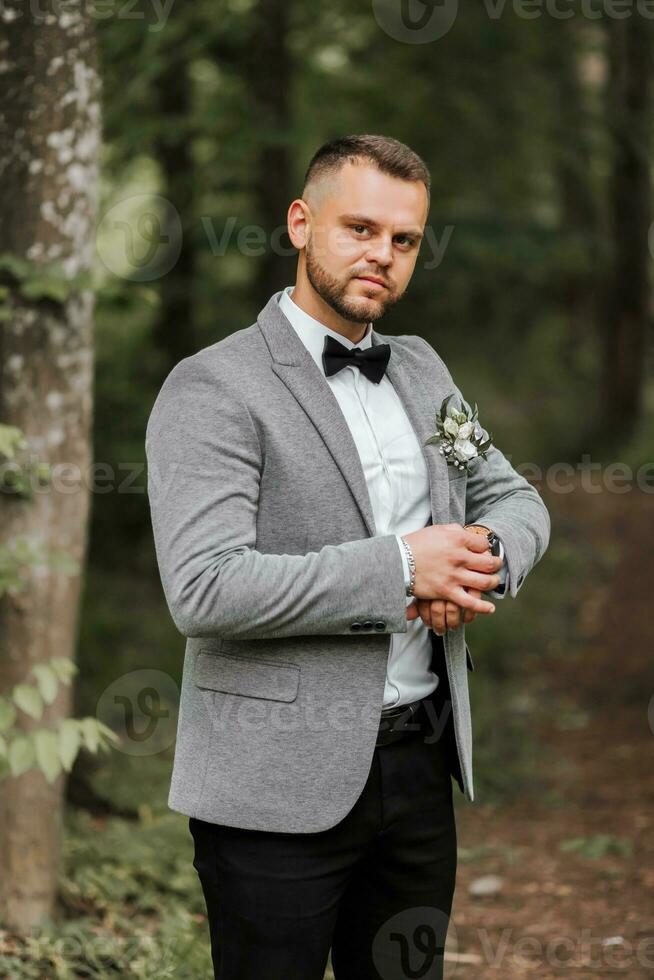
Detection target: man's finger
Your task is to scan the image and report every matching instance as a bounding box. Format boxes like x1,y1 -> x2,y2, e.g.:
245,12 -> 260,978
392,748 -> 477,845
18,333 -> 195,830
462,588 -> 480,624
463,551 -> 503,574
450,587 -> 495,614
457,570 -> 501,592
419,599 -> 434,629
462,529 -> 492,553
406,601 -> 419,621
445,601 -> 462,631
430,599 -> 446,635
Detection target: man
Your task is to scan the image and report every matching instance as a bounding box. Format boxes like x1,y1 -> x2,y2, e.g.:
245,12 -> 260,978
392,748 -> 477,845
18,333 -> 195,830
145,134 -> 550,980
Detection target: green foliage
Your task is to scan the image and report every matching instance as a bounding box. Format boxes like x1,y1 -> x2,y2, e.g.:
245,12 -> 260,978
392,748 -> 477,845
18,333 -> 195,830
1,425 -> 119,786
0,426 -> 80,595
0,831 -> 211,976
0,424 -> 51,499
0,537 -> 73,597
0,656 -> 120,784
0,425 -> 26,460
0,753 -> 212,978
0,254 -> 92,307
559,835 -> 634,860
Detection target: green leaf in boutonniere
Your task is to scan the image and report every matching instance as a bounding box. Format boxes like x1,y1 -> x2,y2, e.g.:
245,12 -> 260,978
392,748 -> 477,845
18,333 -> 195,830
423,393 -> 494,473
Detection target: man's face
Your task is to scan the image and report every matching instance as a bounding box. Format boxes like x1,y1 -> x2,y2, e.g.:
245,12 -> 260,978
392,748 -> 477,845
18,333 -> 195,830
302,162 -> 428,324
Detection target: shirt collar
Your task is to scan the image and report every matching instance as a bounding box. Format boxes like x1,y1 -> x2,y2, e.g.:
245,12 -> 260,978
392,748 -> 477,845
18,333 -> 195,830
278,285 -> 372,376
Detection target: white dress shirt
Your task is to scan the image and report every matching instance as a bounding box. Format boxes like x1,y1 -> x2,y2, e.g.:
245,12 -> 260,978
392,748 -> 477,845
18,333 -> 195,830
278,285 -> 507,708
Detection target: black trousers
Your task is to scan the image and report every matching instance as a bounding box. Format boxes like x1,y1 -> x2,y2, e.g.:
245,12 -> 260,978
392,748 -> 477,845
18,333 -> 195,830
188,700 -> 458,980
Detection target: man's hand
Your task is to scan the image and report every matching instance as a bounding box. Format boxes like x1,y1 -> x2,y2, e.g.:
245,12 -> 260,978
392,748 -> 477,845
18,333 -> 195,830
407,589 -> 482,634
404,523 -> 502,633
401,523 -> 503,616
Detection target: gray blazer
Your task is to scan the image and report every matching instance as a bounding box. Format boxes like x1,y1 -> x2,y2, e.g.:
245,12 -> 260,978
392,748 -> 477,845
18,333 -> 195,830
145,289 -> 550,832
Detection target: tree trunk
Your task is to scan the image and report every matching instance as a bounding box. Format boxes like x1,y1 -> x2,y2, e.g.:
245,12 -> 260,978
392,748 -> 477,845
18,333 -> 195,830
0,0 -> 99,932
151,41 -> 197,373
546,21 -> 601,376
598,19 -> 652,449
246,0 -> 296,306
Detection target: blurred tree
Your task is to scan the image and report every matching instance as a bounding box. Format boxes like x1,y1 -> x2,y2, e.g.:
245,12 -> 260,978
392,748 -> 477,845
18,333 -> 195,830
598,18 -> 653,450
151,35 -> 198,371
245,0 -> 297,306
544,20 -> 602,376
0,0 -> 99,932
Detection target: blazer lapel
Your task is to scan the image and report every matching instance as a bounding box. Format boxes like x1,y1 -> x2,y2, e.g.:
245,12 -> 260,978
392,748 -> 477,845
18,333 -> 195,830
257,291 -> 451,537
378,328 -> 451,529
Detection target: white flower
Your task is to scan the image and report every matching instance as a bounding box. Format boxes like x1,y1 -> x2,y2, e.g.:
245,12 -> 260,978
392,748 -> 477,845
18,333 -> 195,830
454,438 -> 478,462
425,392 -> 493,474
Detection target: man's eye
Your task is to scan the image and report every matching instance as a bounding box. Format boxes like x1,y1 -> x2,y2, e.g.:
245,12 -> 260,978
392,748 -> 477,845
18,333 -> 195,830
352,225 -> 367,234
396,236 -> 414,247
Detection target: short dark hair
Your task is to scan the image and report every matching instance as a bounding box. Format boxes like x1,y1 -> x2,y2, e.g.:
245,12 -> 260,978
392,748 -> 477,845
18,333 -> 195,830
303,134 -> 431,207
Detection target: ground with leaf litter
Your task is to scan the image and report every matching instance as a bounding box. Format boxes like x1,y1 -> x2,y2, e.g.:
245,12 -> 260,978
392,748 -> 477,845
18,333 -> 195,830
443,487 -> 653,978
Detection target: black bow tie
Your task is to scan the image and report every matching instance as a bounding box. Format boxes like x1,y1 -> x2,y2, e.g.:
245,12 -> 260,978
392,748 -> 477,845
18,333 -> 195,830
322,334 -> 391,385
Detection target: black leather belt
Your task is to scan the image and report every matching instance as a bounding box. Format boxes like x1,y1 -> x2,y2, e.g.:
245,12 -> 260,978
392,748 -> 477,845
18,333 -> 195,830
376,696 -> 427,747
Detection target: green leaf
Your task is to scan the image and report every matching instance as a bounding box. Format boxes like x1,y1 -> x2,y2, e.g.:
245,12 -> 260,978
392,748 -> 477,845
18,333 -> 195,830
31,664 -> 59,705
58,719 -> 81,772
0,424 -> 26,460
423,435 -> 440,446
439,393 -> 454,418
0,696 -> 17,732
8,734 -> 36,776
95,720 -> 121,745
19,262 -> 71,304
49,657 -> 78,684
33,729 -> 62,783
80,717 -> 101,754
12,683 -> 44,720
0,252 -> 30,280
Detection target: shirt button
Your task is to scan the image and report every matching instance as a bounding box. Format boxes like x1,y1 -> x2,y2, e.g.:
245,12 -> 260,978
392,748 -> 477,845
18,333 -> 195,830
351,622 -> 363,631
373,621 -> 386,632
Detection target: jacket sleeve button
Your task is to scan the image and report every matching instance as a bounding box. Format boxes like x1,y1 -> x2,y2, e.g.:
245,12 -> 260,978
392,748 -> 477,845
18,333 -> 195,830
351,622 -> 362,631
362,620 -> 373,630
373,621 -> 386,631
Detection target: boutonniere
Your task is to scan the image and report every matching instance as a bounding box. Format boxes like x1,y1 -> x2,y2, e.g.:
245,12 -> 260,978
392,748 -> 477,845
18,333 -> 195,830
423,393 -> 493,473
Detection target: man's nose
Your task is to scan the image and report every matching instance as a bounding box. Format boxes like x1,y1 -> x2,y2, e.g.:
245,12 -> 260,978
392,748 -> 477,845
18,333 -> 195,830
364,236 -> 393,266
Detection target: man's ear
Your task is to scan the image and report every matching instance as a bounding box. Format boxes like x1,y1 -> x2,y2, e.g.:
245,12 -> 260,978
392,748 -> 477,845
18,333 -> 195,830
287,198 -> 310,250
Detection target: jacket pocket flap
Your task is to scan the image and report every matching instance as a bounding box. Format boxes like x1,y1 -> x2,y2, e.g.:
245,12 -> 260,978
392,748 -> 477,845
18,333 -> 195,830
195,651 -> 300,703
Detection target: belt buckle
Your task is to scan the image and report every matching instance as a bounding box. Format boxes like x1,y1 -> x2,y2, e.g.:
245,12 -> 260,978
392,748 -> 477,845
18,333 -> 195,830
379,700 -> 419,738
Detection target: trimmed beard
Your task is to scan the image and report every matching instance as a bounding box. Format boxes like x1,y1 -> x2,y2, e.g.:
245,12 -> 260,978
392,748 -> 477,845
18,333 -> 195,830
304,239 -> 399,325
